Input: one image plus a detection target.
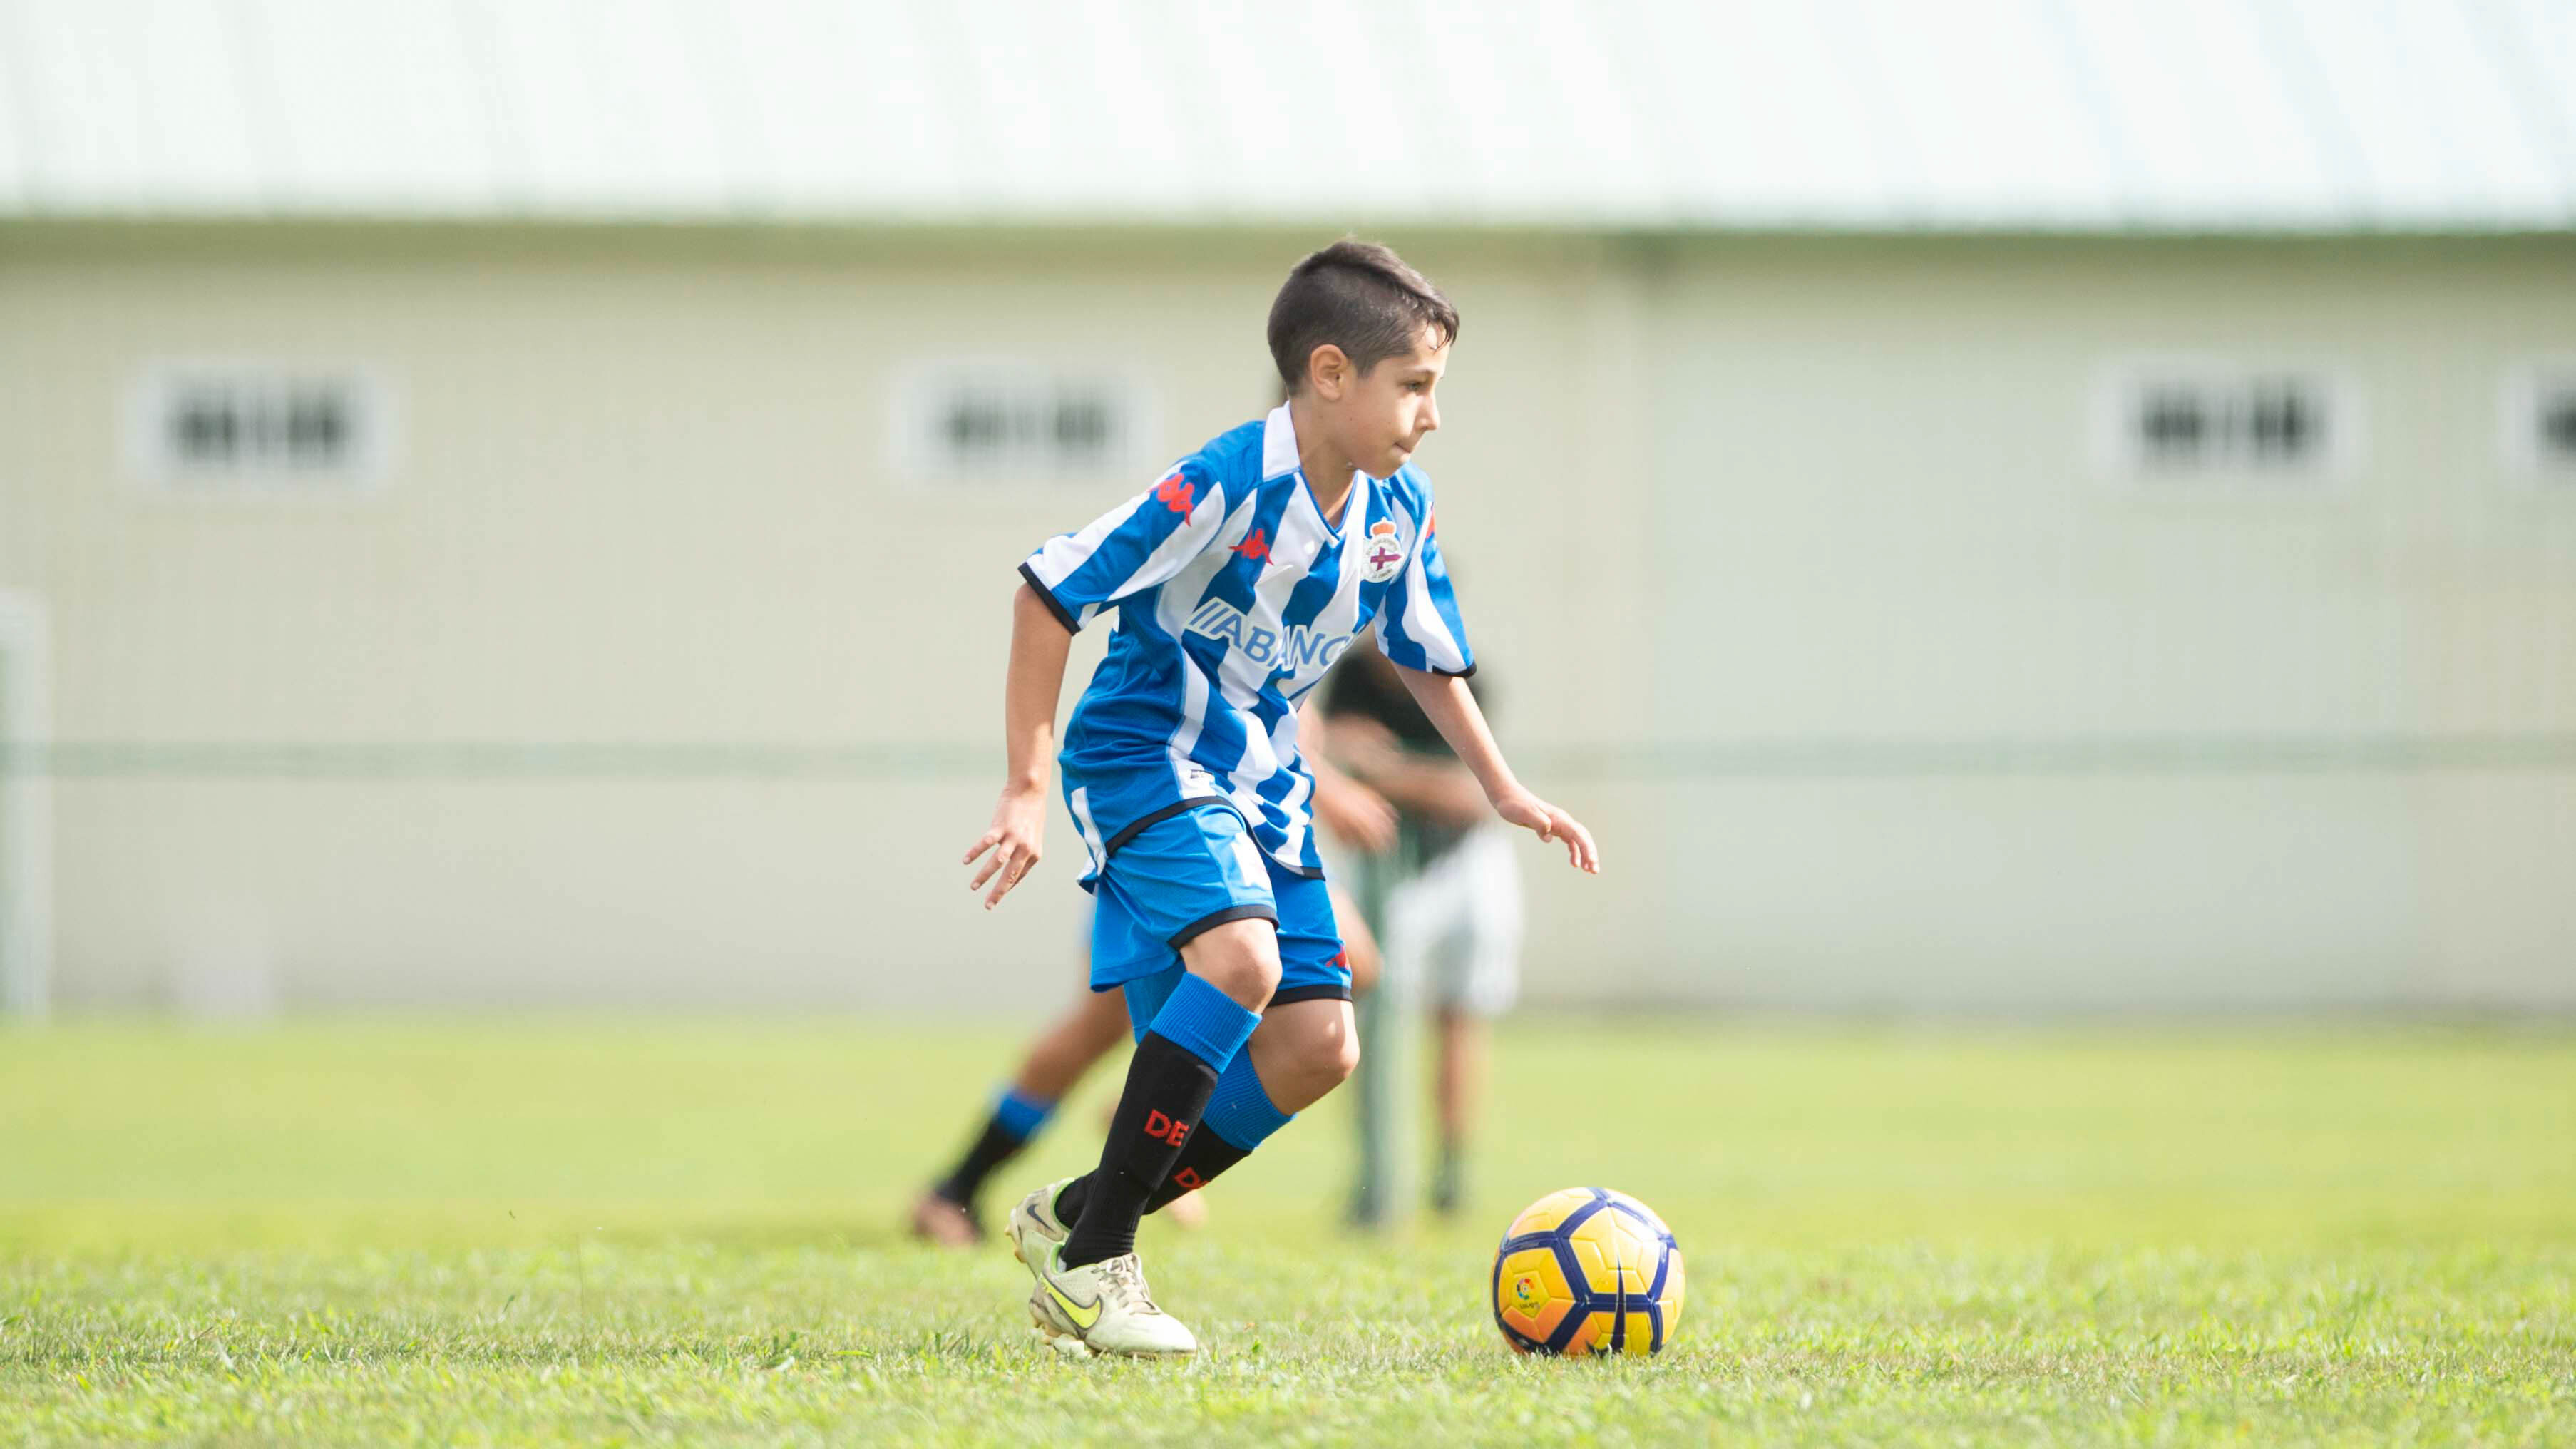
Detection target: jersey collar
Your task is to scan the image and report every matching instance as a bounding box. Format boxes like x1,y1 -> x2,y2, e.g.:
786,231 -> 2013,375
1260,402 -> 1300,481
1264,402 -> 1367,541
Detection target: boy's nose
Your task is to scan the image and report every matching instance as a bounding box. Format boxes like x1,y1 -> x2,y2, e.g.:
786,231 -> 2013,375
1420,401 -> 1440,433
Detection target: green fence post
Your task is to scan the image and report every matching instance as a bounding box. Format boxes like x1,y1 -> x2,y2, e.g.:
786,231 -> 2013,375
1345,844 -> 1410,1229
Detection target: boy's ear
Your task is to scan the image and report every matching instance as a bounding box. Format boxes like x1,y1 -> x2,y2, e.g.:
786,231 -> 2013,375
1307,343 -> 1351,401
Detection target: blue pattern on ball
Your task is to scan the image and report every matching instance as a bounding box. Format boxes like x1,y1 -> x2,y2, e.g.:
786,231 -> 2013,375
1489,1187 -> 1680,1356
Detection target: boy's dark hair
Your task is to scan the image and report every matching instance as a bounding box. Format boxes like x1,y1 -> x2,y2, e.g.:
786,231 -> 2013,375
1267,240 -> 1460,394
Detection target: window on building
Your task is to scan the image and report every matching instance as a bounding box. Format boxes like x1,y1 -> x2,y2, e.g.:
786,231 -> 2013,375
898,366 -> 1152,483
2100,365 -> 2348,482
128,365 -> 391,490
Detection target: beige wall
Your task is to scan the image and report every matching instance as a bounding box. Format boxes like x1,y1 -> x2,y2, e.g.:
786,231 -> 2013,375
1642,237 -> 2576,1008
0,226 -> 2567,1010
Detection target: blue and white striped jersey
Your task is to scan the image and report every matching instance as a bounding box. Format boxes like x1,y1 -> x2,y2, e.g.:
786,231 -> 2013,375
1020,403 -> 1474,886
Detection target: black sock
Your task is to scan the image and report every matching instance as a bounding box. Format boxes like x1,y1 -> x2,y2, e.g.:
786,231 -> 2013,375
1057,1033 -> 1218,1268
1054,1130 -> 1253,1226
1144,1130 -> 1253,1214
931,1115 -> 1030,1214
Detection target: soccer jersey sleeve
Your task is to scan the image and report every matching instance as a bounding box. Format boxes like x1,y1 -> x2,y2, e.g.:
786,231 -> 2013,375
1019,461 -> 1231,631
1373,481 -> 1475,677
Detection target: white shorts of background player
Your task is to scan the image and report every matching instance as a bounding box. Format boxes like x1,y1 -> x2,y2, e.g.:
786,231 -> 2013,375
1383,824 -> 1524,1020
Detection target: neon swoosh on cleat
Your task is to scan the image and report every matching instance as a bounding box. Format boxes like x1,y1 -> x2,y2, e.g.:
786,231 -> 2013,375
1042,1262 -> 1103,1330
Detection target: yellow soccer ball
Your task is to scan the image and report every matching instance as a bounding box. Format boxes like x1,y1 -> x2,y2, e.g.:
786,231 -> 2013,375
1491,1186 -> 1684,1356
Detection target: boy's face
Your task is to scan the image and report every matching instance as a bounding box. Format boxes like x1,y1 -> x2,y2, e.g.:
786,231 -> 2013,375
1308,327 -> 1448,479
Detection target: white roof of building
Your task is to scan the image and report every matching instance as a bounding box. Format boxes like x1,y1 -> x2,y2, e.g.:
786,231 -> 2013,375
4,0 -> 2573,232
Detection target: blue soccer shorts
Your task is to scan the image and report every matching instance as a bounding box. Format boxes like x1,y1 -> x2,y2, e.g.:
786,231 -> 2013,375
1087,802 -> 1350,1031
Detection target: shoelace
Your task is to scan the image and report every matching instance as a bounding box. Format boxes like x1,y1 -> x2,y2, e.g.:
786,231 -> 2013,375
1099,1255 -> 1159,1315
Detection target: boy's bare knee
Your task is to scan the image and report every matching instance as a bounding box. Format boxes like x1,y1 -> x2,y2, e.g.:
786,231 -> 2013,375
1280,1031 -> 1358,1107
1290,1010 -> 1361,1100
1243,999 -> 1359,1114
1328,1030 -> 1362,1085
1179,918 -> 1283,1010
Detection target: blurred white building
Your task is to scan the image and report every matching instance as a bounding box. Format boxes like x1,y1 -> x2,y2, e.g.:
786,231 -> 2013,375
2,1 -> 2572,1013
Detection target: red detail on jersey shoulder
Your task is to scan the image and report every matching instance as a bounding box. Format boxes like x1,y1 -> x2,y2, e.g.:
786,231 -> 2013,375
1233,527 -> 1270,562
1155,471 -> 1195,514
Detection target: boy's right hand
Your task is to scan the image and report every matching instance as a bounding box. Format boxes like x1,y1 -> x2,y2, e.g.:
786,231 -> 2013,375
963,784 -> 1049,910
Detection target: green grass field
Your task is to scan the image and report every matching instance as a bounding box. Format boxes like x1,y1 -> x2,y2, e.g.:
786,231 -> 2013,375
2,1018 -> 2570,1446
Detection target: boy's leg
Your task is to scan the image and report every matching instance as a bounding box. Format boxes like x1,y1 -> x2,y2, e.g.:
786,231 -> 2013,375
1052,866 -> 1358,1222
1429,1005 -> 1484,1212
1127,868 -> 1358,1211
915,985 -> 1130,1243
1012,804 -> 1288,1356
1140,995 -> 1358,1211
1012,804 -> 1274,1256
1056,917 -> 1276,1269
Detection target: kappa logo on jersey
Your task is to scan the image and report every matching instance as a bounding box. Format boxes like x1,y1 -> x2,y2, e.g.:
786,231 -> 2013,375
1154,469 -> 1195,514
1233,526 -> 1270,562
1184,599 -> 1355,671
1363,519 -> 1407,583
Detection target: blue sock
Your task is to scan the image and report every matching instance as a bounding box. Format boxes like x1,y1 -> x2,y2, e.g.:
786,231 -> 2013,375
1119,969 -> 1181,1042
1144,971 -> 1260,1072
992,1085 -> 1055,1142
933,1084 -> 1059,1209
1201,1050 -> 1295,1150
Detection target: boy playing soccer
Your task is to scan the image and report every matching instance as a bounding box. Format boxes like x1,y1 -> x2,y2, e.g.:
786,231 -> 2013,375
961,240 -> 1600,1358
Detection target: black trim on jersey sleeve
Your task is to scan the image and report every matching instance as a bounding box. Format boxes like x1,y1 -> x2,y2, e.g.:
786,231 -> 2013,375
1169,903 -> 1278,949
1427,662 -> 1477,680
1267,983 -> 1353,1007
1016,561 -> 1082,635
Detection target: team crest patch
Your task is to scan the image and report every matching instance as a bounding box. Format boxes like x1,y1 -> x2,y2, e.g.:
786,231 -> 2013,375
1362,520 -> 1407,583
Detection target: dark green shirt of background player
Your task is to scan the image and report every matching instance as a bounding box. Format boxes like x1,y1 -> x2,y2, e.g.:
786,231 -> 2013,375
1320,638 -> 1490,873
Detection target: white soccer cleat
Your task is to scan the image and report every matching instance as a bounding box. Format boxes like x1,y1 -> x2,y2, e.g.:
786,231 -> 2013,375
1026,1246 -> 1199,1358
1007,1177 -> 1076,1280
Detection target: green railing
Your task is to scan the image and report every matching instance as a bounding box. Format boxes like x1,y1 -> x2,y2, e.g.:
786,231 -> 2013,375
3,734 -> 2573,781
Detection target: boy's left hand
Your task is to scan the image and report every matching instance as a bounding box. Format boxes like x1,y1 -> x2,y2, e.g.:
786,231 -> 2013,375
1492,791 -> 1601,874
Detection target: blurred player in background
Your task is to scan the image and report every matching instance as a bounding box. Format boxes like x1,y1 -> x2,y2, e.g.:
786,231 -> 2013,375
914,723 -> 1395,1246
1322,638 -> 1523,1214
